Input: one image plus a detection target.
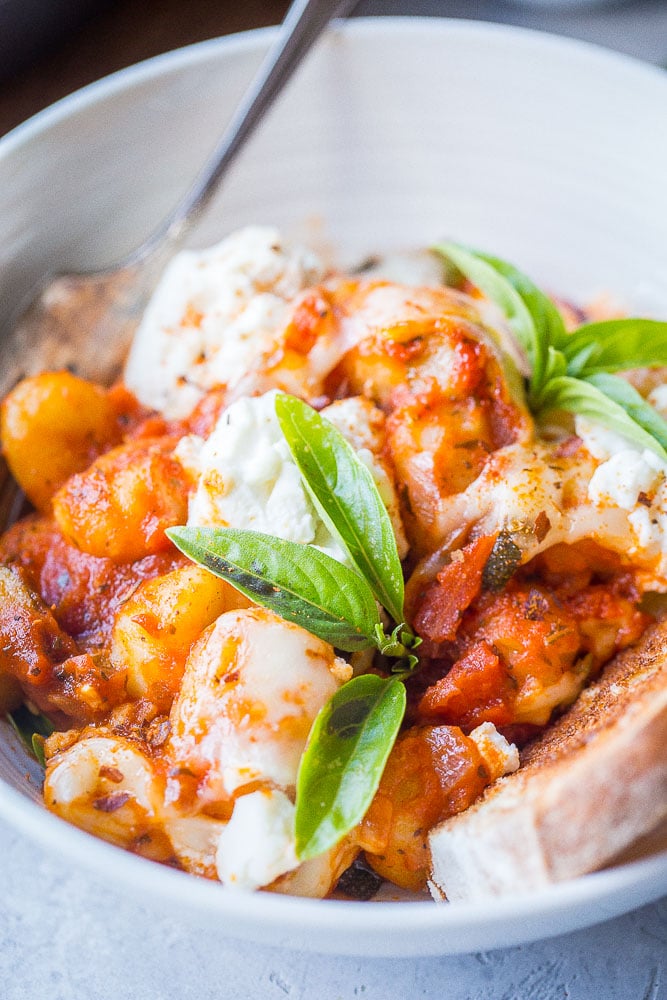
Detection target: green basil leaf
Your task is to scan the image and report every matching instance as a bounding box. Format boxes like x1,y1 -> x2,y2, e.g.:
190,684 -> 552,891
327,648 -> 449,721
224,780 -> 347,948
167,526 -> 380,652
434,243 -> 567,390
476,250 -> 568,355
536,374 -> 667,460
543,345 -> 568,384
295,674 -> 406,860
563,319 -> 667,376
32,733 -> 47,768
585,373 -> 667,456
6,705 -> 54,767
275,394 -> 405,625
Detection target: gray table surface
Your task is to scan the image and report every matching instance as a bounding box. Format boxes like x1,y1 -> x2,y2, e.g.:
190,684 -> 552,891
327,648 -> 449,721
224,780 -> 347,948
1,3 -> 666,998
1,812 -> 666,999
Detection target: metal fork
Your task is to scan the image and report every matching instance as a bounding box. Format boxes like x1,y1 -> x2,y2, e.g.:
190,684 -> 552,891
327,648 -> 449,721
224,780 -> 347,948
0,0 -> 356,524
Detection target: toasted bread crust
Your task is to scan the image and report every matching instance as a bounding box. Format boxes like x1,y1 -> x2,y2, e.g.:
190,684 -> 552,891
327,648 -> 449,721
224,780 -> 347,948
428,621 -> 667,901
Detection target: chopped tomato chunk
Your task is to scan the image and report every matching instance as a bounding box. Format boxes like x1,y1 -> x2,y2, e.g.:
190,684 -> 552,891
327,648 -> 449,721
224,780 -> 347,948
418,641 -> 516,728
413,534 -> 497,643
359,724 -> 489,891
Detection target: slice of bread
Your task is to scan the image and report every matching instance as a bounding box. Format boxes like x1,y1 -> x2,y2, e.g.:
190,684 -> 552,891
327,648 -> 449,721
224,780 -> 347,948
428,620 -> 667,901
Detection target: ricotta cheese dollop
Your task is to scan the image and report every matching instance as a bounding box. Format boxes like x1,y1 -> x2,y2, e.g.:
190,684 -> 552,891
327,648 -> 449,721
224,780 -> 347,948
576,414 -> 667,583
124,226 -> 323,418
175,389 -> 408,561
215,789 -> 298,891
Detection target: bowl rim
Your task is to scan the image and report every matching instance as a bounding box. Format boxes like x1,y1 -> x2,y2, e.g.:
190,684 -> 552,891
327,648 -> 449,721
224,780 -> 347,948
4,14 -> 667,155
1,15 -> 666,952
2,770 -> 666,942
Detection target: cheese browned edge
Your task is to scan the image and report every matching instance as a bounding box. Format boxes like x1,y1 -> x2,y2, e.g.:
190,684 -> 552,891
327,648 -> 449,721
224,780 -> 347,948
428,620 -> 667,901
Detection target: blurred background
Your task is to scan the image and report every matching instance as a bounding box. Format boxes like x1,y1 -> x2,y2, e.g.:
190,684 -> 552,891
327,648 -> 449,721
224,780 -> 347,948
1,0 -> 666,137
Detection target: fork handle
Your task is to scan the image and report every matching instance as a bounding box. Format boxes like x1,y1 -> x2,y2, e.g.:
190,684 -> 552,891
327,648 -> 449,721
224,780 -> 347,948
136,0 -> 357,262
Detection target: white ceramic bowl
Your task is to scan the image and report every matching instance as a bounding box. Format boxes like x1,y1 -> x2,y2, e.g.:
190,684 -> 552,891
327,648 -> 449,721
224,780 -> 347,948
0,17 -> 666,957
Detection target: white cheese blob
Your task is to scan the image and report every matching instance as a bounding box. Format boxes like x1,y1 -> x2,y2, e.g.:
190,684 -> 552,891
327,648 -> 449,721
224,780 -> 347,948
587,449 -> 664,511
575,412 -> 667,580
469,722 -> 520,781
176,389 -> 408,561
216,789 -> 298,891
175,390 -> 347,562
168,607 -> 351,801
124,226 -> 323,418
573,416 -> 638,462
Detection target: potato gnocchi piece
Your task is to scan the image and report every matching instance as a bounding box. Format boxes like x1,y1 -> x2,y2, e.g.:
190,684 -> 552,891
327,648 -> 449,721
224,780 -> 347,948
44,734 -> 167,853
53,436 -> 189,563
45,607 -> 357,898
1,371 -> 120,513
0,564 -> 86,718
168,607 -> 351,802
44,731 -> 227,870
329,281 -> 532,554
110,563 -> 252,711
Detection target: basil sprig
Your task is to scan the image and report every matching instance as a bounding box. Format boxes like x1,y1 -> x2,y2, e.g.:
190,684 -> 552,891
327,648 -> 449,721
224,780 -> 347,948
275,394 -> 405,624
435,242 -> 667,459
168,394 -> 422,861
167,526 -> 382,653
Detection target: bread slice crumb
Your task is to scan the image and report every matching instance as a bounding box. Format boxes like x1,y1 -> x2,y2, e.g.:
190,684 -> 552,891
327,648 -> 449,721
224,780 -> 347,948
428,620 -> 667,901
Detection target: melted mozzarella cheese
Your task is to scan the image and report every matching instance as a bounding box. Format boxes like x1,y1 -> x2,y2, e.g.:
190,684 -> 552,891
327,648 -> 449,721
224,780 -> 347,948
167,607 -> 353,893
124,227 -> 323,418
432,425 -> 667,588
44,735 -> 164,850
168,607 -> 351,800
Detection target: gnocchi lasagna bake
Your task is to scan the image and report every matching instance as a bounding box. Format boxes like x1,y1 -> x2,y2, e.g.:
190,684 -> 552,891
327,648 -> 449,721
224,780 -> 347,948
1,227 -> 666,900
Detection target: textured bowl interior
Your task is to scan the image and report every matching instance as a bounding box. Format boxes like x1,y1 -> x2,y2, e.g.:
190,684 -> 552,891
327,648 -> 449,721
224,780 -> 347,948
0,17 -> 666,956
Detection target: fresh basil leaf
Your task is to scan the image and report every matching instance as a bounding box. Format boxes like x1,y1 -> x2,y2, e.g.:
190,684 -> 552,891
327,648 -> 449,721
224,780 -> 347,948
276,394 -> 405,625
585,373 -> 667,456
564,341 -> 599,377
32,733 -> 47,768
167,526 -> 380,652
434,243 -> 567,391
476,250 -> 568,355
543,345 -> 568,384
563,319 -> 667,376
295,674 -> 406,860
6,705 -> 54,767
535,374 -> 667,459
435,243 -> 667,461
